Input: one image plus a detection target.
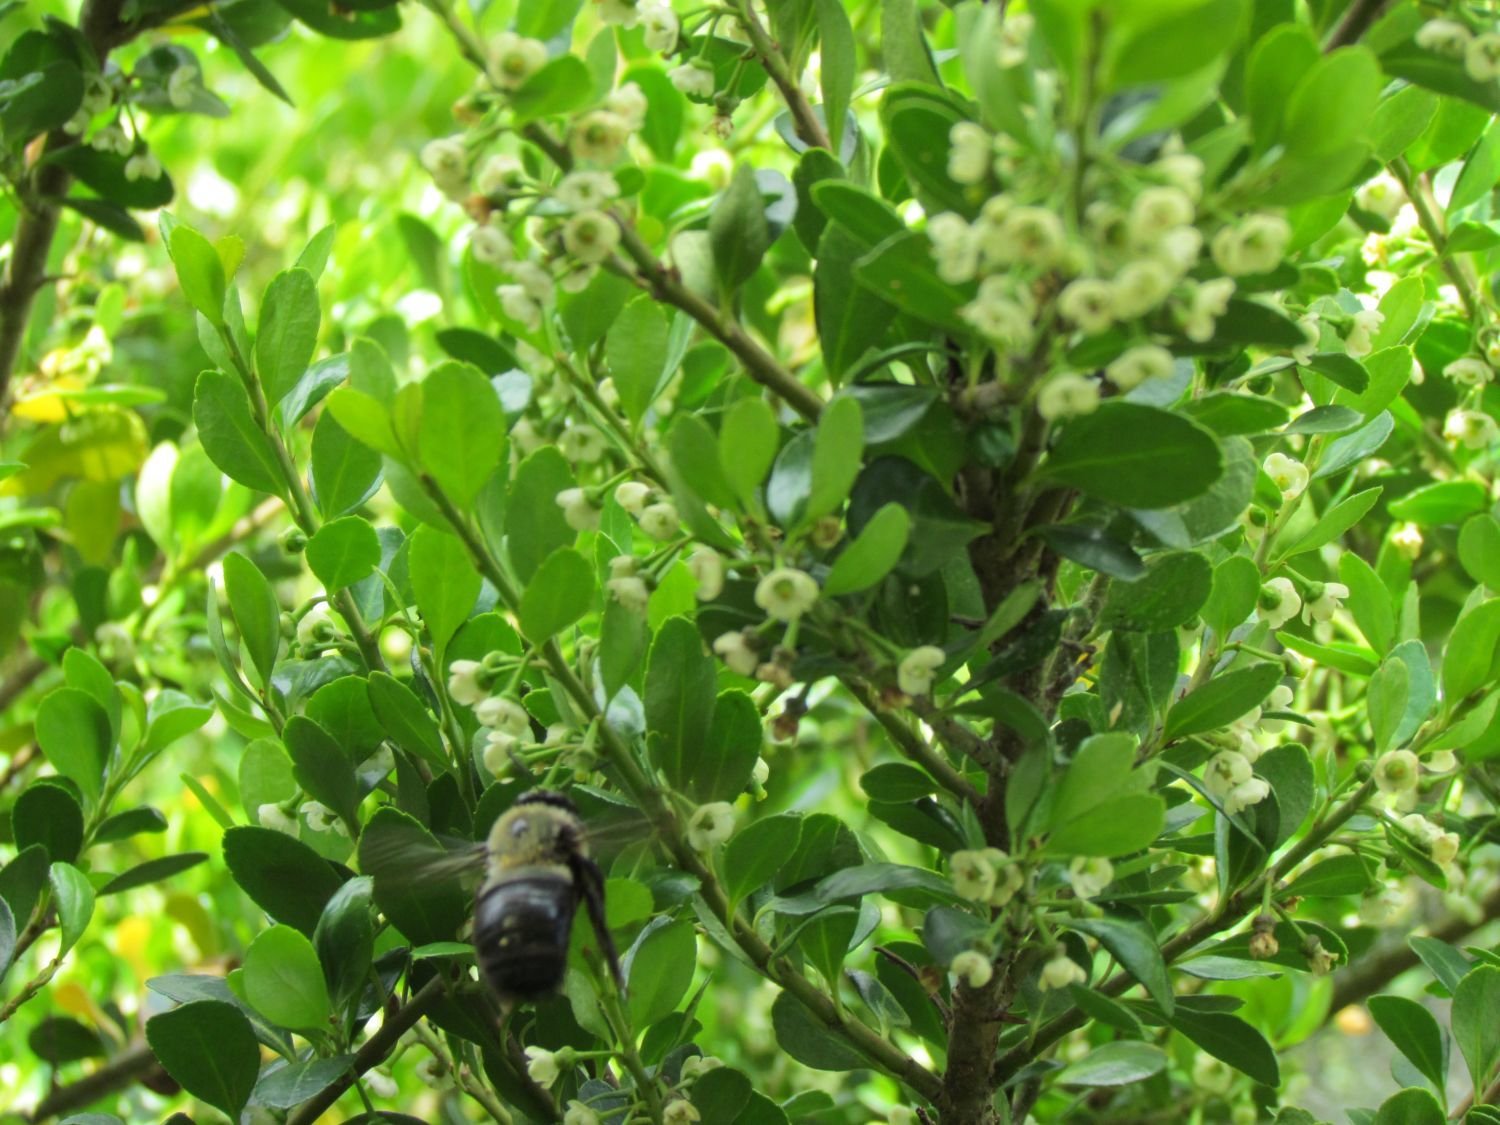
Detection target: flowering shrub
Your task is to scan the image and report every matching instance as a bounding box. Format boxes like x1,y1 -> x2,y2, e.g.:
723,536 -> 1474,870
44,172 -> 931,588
2,0 -> 1500,1122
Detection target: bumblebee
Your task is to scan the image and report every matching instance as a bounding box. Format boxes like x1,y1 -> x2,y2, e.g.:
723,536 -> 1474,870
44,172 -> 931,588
472,789 -> 622,1005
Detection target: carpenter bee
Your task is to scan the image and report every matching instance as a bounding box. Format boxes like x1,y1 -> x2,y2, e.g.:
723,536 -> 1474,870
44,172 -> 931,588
473,789 -> 623,1005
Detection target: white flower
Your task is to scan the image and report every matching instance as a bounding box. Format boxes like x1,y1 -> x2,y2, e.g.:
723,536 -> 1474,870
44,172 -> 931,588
1110,259 -> 1174,320
1444,409 -> 1499,450
448,659 -> 487,706
82,73 -> 113,115
471,221 -> 513,267
1036,372 -> 1099,421
476,695 -> 530,736
1345,308 -> 1384,358
1257,577 -> 1301,630
1425,750 -> 1458,774
570,110 -> 631,162
669,61 -> 715,97
257,804 -> 298,835
1154,151 -> 1205,199
1359,885 -> 1406,925
124,151 -> 162,182
94,622 -> 135,665
1058,278 -> 1116,335
1375,750 -> 1420,795
1105,345 -> 1174,390
1416,18 -> 1472,57
594,0 -> 639,24
950,850 -> 997,902
491,31 -> 548,88
1467,32 -> 1500,81
754,567 -> 819,621
663,1100 -> 700,1125
1203,750 -> 1253,802
614,480 -> 651,515
1156,225 -> 1204,275
680,1055 -> 723,1081
1444,356 -> 1494,386
608,88 -> 647,137
951,950 -> 993,989
897,645 -> 946,695
1067,856 -> 1113,901
640,2 -> 679,51
751,757 -> 770,786
1223,776 -> 1271,816
1003,206 -> 1067,269
301,800 -> 349,836
687,802 -> 735,850
1128,186 -> 1195,246
1302,581 -> 1349,626
996,11 -> 1033,67
563,210 -> 621,263
297,603 -> 335,648
713,631 -> 759,676
515,259 -> 553,302
525,1046 -> 560,1085
1210,213 -> 1291,276
1259,684 -> 1296,734
91,125 -> 131,155
1193,1054 -> 1234,1095
365,1068 -> 399,1099
415,1056 -> 449,1088
1181,278 -> 1235,342
1356,173 -> 1406,223
638,501 -> 681,541
927,213 -> 979,284
564,1101 -> 602,1125
984,849 -> 1025,906
1292,314 -> 1320,364
948,122 -> 993,185
687,547 -> 724,601
607,575 -> 651,613
421,136 -> 468,198
167,66 -> 195,108
1263,451 -> 1308,498
1039,949 -> 1086,991
959,277 -> 1033,351
1391,521 -> 1424,559
498,285 -> 543,332
512,418 -> 544,455
476,153 -> 525,198
1399,814 -> 1460,867
556,171 -> 619,212
558,424 -> 606,463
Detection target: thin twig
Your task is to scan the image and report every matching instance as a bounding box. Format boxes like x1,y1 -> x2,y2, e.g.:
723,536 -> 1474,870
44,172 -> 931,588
28,1042 -> 163,1122
732,0 -> 832,152
1324,0 -> 1393,51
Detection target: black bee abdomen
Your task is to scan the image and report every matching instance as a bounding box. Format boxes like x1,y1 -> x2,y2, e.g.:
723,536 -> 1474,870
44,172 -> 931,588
474,874 -> 578,1000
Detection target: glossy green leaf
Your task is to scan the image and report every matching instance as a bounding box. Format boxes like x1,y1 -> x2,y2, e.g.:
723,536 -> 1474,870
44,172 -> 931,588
146,1001 -> 258,1120
306,516 -> 380,592
1165,663 -> 1282,740
626,918 -> 696,1029
243,924 -> 331,1030
1368,995 -> 1447,1093
256,269 -> 320,408
48,862 -> 94,954
222,551 -> 281,684
407,526 -> 479,654
1453,965 -> 1500,1089
223,826 -> 346,936
193,370 -> 283,494
167,224 -> 227,326
418,362 -> 505,509
1043,403 -> 1224,509
518,547 -> 595,642
34,688 -> 111,806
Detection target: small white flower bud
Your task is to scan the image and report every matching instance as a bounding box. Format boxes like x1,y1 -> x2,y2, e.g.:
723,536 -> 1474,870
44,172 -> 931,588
687,546 -> 725,600
754,567 -> 819,621
637,501 -> 681,541
897,645 -> 946,695
950,950 -> 993,988
687,802 -> 735,850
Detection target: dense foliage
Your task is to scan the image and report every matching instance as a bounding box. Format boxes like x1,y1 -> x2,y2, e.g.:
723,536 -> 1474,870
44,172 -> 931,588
4,0 -> 1500,1121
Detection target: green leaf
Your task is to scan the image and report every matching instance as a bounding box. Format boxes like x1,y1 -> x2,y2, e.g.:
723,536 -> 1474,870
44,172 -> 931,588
1165,663 -> 1282,740
1453,965 -> 1500,1089
13,785 -> 84,865
1070,917 -> 1173,1015
193,370 -> 283,494
167,224 -> 227,326
146,1001 -> 259,1121
814,0 -> 854,155
1045,794 -> 1164,857
1042,403 -> 1224,509
847,457 -> 986,578
357,807 -> 468,946
1201,555 -> 1260,641
1055,1040 -> 1167,1087
1369,657 -> 1410,754
806,395 -> 863,524
607,297 -> 671,426
366,673 -> 447,769
1409,936 -> 1470,995
719,397 -> 780,509
256,268 -> 320,408
48,862 -> 94,954
222,552 -> 281,684
324,387 -> 400,458
407,526 -> 479,654
514,0 -> 581,38
223,826 -> 345,936
599,599 -> 648,702
254,1055 -> 357,1110
1283,854 -> 1374,898
645,617 -> 716,790
709,163 -> 772,291
691,690 -> 762,803
35,688 -> 111,806
510,55 -> 594,123
283,715 -> 358,829
418,362 -> 505,509
626,918 -> 696,1028
771,989 -> 869,1071
1282,46 -> 1382,159
243,924 -> 332,1031
1314,411 -> 1393,480
1372,1088 -> 1444,1125
1276,487 -> 1383,561
881,91 -> 969,215
518,547 -> 595,642
1367,995 -> 1447,1093
306,516 -> 380,592
1340,551 -> 1394,652
1459,514 -> 1500,591
507,447 -> 577,582
854,229 -> 973,335
668,414 -> 736,510
723,814 -> 803,909
1443,601 -> 1500,707
1100,551 -> 1211,632
1169,1007 -> 1279,1087
690,1067 -> 753,1121
825,503 -> 911,596
1388,480 -> 1489,526
0,897 -> 13,987
96,852 -> 206,897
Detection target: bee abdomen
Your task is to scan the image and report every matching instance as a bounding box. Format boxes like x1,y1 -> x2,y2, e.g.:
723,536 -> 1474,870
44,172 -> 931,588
474,873 -> 578,1001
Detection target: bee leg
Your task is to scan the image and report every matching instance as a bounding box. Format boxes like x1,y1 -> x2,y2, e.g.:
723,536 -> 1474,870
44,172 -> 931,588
569,851 -> 625,993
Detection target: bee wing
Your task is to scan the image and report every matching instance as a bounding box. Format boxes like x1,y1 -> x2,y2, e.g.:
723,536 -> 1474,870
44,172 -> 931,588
360,829 -> 487,892
568,849 -> 625,992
